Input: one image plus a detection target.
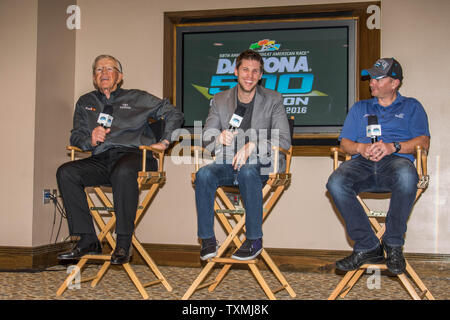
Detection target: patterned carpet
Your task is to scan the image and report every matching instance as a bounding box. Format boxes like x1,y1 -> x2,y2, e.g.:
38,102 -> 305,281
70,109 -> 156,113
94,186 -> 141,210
0,263 -> 448,300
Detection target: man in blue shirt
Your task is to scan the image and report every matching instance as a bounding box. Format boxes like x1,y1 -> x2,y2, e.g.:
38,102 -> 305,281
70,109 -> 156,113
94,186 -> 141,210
326,58 -> 430,274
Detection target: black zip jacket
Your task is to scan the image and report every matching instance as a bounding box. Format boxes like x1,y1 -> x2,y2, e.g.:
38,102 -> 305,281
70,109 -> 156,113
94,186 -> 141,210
70,88 -> 184,155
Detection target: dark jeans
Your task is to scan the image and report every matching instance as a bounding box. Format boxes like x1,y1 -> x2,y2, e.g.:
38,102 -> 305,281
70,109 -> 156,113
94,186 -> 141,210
195,162 -> 268,240
326,155 -> 418,251
56,147 -> 157,237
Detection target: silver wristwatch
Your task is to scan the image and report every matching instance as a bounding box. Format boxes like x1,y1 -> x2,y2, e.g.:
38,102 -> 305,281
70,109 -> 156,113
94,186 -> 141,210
161,140 -> 170,148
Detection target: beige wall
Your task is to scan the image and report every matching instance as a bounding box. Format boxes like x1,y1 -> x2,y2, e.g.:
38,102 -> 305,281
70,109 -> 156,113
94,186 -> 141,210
381,0 -> 450,254
32,0 -> 76,246
1,0 -> 448,254
0,0 -> 38,246
0,0 -> 75,247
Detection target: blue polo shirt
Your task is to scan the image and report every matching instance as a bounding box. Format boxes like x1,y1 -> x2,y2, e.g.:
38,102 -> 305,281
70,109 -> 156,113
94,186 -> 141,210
339,93 -> 430,162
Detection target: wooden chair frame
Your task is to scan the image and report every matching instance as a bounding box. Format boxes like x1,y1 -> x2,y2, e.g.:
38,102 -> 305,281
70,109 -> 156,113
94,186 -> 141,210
328,146 -> 434,300
56,145 -> 173,299
182,144 -> 297,300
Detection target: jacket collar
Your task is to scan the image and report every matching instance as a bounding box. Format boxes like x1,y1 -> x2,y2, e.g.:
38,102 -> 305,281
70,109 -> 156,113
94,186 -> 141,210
94,87 -> 123,102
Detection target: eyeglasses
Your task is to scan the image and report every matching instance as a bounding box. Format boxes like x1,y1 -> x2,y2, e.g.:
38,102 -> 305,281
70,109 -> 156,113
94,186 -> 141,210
94,66 -> 120,74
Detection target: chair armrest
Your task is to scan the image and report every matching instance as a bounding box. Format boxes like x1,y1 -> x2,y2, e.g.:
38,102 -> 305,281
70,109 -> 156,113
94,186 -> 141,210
330,146 -> 346,156
139,145 -> 165,154
277,146 -> 291,157
66,145 -> 91,161
190,145 -> 217,170
415,145 -> 428,173
271,145 -> 292,174
66,145 -> 84,152
192,146 -> 201,173
330,147 -> 351,170
139,145 -> 165,172
415,146 -> 429,189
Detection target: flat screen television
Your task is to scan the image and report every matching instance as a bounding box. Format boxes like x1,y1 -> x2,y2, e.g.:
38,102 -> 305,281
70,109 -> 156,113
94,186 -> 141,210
176,19 -> 356,135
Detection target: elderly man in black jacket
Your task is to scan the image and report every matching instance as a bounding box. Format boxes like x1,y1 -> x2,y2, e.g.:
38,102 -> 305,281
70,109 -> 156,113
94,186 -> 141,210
57,54 -> 183,264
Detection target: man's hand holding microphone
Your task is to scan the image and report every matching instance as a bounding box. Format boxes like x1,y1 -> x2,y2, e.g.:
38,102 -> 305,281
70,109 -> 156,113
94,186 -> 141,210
92,105 -> 113,146
217,105 -> 256,170
363,115 -> 396,162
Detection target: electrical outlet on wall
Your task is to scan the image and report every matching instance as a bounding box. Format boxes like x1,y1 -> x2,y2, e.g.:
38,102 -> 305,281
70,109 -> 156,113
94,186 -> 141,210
43,189 -> 51,204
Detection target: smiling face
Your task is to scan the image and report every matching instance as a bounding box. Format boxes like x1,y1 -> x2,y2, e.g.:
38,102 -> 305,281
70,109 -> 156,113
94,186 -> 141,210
234,58 -> 263,96
93,57 -> 123,95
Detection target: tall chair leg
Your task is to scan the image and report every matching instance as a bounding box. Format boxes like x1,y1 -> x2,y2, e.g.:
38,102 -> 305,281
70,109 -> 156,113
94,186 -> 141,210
182,261 -> 216,300
209,264 -> 232,292
206,211 -> 245,292
132,235 -> 173,292
339,268 -> 365,298
91,260 -> 111,287
122,262 -> 150,300
404,262 -> 435,300
328,270 -> 357,300
56,258 -> 89,296
260,250 -> 296,297
397,273 -> 421,300
248,263 -> 277,300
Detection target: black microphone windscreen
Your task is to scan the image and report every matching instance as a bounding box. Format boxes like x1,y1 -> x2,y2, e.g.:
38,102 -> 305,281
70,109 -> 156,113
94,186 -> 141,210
103,104 -> 113,115
368,115 -> 378,125
234,105 -> 246,117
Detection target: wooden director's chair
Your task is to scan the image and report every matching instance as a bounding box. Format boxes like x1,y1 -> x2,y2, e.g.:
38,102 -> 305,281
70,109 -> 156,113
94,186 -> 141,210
56,119 -> 173,299
328,146 -> 434,300
182,118 -> 297,300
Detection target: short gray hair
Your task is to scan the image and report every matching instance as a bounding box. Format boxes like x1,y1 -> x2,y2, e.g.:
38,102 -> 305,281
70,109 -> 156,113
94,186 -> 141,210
92,54 -> 123,89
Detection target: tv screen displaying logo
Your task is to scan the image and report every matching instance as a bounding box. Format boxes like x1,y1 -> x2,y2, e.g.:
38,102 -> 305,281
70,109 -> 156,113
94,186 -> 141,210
177,20 -> 356,133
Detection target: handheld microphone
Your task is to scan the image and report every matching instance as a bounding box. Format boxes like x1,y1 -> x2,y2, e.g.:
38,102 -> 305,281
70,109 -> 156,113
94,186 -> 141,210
97,104 -> 114,128
228,105 -> 246,130
227,105 -> 247,186
96,104 -> 113,145
366,115 -> 381,143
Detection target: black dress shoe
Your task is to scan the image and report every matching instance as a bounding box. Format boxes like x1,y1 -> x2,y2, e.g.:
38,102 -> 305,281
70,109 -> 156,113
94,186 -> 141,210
57,241 -> 102,260
382,242 -> 406,274
111,246 -> 132,265
335,244 -> 385,271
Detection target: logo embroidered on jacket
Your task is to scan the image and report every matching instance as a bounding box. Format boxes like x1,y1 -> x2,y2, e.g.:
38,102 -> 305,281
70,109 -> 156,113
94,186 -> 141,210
84,106 -> 96,111
395,113 -> 405,119
120,103 -> 131,109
